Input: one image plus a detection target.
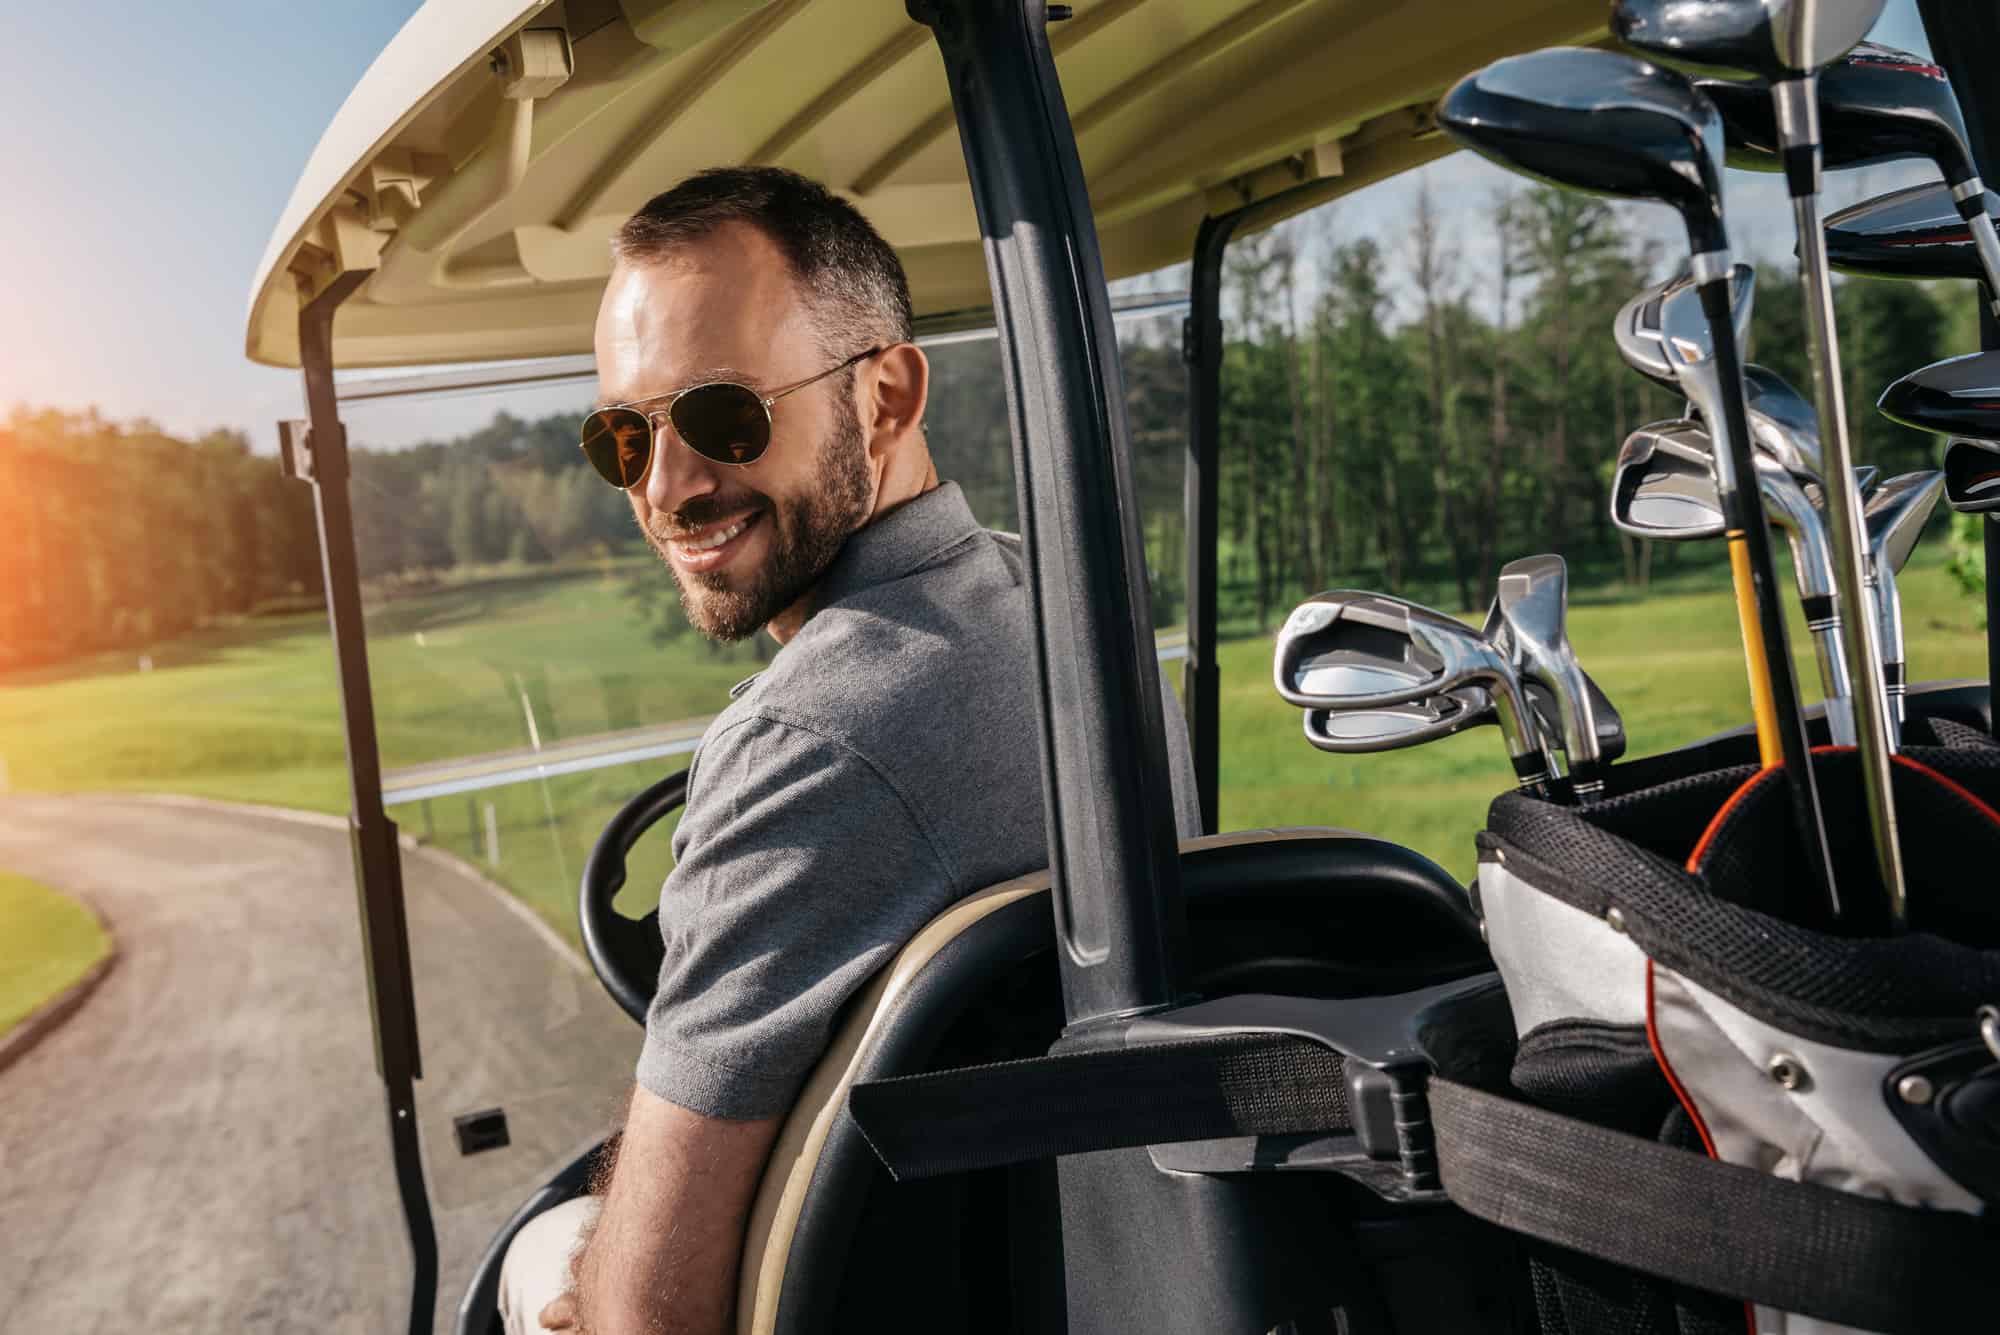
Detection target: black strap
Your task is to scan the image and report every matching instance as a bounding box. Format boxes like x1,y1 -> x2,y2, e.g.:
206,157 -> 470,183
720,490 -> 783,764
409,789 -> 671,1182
1429,1077 -> 1998,1334
850,1038 -> 1998,1332
847,1031 -> 1348,1181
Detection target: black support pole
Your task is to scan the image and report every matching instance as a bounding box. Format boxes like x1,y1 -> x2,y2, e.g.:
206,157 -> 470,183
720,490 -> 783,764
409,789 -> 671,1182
1914,0 -> 2000,734
1182,215 -> 1234,837
295,271 -> 439,1335
911,0 -> 1189,1026
1180,179 -> 1345,835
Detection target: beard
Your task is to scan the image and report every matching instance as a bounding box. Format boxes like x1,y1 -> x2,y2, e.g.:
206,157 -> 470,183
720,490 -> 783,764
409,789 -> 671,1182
643,397 -> 873,643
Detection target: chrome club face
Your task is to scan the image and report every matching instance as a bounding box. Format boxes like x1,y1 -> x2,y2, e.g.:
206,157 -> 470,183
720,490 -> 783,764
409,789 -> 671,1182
1273,592 -> 1557,793
1613,267 -> 1756,395
1300,688 -> 1493,755
1491,555 -> 1607,797
1742,364 -> 1823,478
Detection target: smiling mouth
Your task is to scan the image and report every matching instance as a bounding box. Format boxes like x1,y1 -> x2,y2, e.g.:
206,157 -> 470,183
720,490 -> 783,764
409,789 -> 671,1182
669,509 -> 763,567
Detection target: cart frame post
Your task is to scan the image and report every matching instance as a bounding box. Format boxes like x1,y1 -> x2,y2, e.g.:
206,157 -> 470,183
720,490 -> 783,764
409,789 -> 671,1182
293,270 -> 439,1335
912,0 -> 1190,1026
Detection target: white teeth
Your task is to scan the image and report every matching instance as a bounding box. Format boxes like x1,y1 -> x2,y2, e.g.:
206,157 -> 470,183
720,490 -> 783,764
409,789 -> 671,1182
680,516 -> 750,553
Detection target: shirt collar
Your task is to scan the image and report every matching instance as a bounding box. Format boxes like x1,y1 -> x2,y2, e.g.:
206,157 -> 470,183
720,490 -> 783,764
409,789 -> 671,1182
806,481 -> 981,613
722,483 -> 980,700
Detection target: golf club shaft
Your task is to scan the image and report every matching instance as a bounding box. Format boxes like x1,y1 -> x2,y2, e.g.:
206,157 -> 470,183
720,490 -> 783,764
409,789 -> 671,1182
1804,603 -> 1858,746
1699,271 -> 1842,919
1957,182 -> 2000,320
1776,75 -> 1908,927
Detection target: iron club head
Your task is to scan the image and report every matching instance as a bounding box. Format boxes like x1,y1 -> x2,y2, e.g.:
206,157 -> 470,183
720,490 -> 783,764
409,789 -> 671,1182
1273,591 -> 1557,790
1944,437 -> 2000,514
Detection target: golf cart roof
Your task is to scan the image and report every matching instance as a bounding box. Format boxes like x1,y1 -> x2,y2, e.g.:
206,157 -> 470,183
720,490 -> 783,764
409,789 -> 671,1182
245,0 -> 1605,370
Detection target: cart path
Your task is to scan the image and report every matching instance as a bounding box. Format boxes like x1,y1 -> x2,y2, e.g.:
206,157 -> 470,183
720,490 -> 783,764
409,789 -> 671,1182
0,795 -> 637,1335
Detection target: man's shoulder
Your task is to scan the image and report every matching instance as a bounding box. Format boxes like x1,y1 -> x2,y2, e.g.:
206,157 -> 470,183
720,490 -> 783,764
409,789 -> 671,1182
698,529 -> 1030,775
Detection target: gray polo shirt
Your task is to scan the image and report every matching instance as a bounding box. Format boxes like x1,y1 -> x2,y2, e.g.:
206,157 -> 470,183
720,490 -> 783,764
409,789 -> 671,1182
637,481 -> 1202,1119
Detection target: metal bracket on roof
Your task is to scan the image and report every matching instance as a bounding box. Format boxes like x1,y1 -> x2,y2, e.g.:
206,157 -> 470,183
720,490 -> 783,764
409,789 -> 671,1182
1202,138 -> 1344,215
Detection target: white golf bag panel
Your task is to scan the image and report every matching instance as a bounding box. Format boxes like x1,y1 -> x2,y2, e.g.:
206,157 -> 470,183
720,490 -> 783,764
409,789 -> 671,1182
1474,743 -> 2000,1335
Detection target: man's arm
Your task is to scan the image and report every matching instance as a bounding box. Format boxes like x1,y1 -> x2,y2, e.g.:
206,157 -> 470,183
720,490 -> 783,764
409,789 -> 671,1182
561,1086 -> 781,1335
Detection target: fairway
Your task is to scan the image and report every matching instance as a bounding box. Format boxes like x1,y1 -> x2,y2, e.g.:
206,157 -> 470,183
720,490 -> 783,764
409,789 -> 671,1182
0,869 -> 110,1037
0,545 -> 1986,946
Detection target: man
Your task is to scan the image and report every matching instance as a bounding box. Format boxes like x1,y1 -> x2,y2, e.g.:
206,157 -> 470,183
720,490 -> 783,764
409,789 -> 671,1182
499,166 -> 1200,1334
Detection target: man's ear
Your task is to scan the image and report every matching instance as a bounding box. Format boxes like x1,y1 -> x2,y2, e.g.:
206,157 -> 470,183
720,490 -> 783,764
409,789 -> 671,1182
863,342 -> 929,458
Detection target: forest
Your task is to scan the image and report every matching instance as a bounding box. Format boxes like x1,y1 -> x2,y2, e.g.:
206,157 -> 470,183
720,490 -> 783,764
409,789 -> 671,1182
0,181 -> 1976,676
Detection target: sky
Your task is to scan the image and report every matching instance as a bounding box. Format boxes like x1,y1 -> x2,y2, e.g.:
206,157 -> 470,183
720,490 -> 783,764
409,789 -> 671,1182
0,1 -> 424,444
0,1 -> 1938,451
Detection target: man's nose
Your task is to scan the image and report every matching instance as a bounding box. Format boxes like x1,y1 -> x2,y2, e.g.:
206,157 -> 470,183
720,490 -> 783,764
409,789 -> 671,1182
640,418 -> 720,513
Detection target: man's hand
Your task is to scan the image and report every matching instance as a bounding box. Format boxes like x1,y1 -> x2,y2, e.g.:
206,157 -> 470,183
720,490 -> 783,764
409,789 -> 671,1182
569,1085 -> 783,1335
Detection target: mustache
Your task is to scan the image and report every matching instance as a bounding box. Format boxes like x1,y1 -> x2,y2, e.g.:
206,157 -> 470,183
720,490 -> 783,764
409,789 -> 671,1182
648,492 -> 770,540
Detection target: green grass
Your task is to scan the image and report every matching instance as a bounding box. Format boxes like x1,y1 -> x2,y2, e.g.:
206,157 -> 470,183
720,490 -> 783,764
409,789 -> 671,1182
0,870 -> 111,1037
0,544 -> 1986,939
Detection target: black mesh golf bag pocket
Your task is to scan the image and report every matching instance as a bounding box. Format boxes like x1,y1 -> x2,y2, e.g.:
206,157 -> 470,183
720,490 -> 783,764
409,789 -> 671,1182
1456,744 -> 2000,1335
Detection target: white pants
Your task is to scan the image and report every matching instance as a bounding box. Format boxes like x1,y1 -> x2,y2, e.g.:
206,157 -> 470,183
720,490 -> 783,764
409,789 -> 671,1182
497,1195 -> 602,1335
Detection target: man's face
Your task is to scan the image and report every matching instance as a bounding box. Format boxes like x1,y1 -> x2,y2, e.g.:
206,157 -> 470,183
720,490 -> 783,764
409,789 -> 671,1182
594,223 -> 876,642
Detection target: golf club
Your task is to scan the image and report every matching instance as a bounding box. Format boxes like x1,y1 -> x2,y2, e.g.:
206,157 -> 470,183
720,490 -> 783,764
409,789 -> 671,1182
1489,555 -> 1609,797
1944,434 -> 2000,514
1300,676 -> 1627,774
1864,470 -> 1945,734
1273,591 -> 1561,797
1613,420 -> 1859,747
1696,43 -> 2000,319
1828,180 -> 2000,284
1613,265 -> 1756,396
1614,0 -> 1899,925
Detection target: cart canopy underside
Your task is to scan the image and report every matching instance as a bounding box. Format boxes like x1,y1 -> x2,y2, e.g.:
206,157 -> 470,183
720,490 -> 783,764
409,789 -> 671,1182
245,0 -> 1604,370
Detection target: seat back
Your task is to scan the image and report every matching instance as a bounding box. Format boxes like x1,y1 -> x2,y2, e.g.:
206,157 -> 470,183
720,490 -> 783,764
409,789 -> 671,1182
737,827 -> 1487,1333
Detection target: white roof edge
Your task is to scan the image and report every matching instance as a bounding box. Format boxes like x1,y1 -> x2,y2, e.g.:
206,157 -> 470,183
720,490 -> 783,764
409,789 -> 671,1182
244,0 -> 553,367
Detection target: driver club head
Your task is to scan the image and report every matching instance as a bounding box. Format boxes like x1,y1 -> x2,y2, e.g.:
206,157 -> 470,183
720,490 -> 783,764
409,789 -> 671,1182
1614,267 -> 1756,396
1695,45 -> 1979,184
1274,591 -> 1556,791
1879,350 -> 2000,439
1612,0 -> 1887,82
1438,47 -> 1732,256
1945,436 -> 2000,514
1828,181 -> 2000,284
1492,554 -> 1607,793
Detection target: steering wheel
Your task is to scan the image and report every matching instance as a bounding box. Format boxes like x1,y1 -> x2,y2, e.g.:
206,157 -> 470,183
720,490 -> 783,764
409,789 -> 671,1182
579,768 -> 687,1025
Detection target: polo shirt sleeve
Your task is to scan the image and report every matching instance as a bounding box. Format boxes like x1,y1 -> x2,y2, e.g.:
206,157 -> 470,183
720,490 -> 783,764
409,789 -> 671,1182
636,712 -> 952,1121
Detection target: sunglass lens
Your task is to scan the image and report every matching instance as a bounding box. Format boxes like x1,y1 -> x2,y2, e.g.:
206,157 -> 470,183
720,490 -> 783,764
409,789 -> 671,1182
669,384 -> 770,464
580,408 -> 653,488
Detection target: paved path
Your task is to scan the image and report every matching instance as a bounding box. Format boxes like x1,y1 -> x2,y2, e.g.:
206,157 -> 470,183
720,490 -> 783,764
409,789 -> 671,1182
0,795 -> 638,1334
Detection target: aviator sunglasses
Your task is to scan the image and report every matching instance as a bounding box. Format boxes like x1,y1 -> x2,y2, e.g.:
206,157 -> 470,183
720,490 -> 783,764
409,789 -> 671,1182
579,345 -> 884,487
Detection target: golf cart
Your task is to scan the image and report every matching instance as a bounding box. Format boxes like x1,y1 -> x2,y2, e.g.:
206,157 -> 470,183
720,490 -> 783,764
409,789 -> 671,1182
245,2 -> 1999,1332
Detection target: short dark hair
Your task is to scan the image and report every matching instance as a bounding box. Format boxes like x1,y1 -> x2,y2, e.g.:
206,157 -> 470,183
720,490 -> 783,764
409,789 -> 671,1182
612,167 -> 914,353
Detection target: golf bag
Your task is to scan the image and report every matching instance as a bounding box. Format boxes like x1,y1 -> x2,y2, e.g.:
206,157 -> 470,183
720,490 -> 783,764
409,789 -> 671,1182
1462,729 -> 2000,1334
